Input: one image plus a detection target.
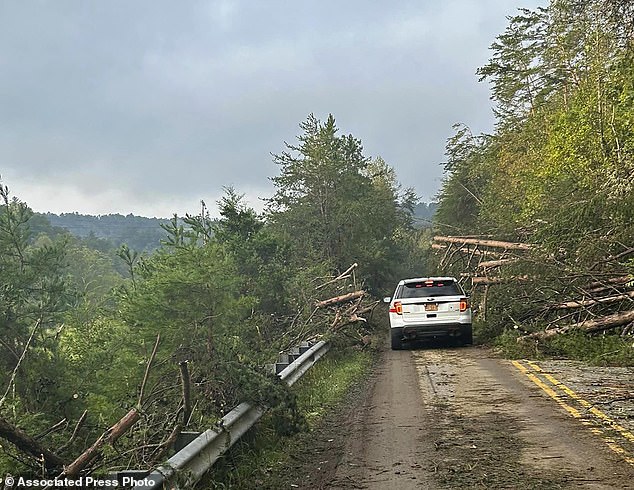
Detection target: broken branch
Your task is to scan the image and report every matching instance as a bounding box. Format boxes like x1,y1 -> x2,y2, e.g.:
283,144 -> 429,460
315,290 -> 365,308
63,408 -> 140,478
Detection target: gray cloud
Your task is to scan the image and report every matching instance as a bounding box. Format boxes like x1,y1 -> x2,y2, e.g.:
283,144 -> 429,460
0,0 -> 546,217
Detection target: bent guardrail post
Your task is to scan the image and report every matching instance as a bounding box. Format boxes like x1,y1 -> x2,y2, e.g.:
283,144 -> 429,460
136,341 -> 329,489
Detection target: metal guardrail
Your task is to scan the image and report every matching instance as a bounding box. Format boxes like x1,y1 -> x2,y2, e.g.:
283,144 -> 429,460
134,341 -> 330,489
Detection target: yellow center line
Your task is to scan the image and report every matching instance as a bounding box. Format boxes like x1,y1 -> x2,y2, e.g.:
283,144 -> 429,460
512,360 -> 634,467
525,360 -> 634,444
512,361 -> 582,419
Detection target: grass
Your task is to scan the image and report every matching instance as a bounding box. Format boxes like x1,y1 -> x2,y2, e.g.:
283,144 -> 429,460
199,345 -> 375,489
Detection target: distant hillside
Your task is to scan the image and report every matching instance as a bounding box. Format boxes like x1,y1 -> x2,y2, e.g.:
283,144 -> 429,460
413,202 -> 437,227
38,204 -> 436,251
41,212 -> 171,252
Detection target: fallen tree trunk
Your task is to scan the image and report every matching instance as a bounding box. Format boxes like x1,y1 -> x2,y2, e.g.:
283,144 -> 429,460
472,275 -> 532,285
431,243 -> 500,256
63,408 -> 140,478
581,275 -> 632,293
433,236 -> 533,251
315,290 -> 365,308
520,309 -> 634,341
550,290 -> 634,310
0,416 -> 65,469
476,258 -> 519,269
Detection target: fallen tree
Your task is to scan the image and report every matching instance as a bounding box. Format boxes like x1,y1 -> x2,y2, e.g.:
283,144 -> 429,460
0,416 -> 65,470
476,258 -> 519,269
433,235 -> 533,251
62,408 -> 141,478
472,275 -> 532,285
550,290 -> 634,310
520,309 -> 634,341
431,243 -> 500,256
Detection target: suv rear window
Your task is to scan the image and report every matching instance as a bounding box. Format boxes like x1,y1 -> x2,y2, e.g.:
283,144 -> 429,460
398,280 -> 462,299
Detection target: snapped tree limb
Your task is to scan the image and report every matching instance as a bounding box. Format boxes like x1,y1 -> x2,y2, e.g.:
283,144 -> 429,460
63,408 -> 141,478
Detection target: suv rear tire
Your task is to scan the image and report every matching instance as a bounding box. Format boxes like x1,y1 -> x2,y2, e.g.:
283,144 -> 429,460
463,326 -> 473,346
391,329 -> 404,350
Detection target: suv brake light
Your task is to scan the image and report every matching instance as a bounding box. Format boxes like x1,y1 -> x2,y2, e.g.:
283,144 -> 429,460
459,299 -> 469,312
389,301 -> 403,315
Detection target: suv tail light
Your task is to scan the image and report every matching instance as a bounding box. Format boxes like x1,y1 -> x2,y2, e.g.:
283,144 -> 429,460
459,299 -> 469,312
389,301 -> 403,315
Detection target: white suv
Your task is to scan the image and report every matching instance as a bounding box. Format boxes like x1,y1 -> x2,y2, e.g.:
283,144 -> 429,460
384,277 -> 472,350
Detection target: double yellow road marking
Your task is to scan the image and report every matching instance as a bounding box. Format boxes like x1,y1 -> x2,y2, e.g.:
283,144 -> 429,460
512,360 -> 634,466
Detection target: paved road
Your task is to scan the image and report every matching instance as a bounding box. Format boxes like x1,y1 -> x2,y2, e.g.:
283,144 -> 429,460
311,346 -> 634,489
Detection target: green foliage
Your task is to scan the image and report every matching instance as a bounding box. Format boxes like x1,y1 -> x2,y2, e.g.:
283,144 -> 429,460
268,114 -> 417,293
0,181 -> 74,414
435,0 -> 634,363
0,111 -> 427,476
205,346 -> 374,489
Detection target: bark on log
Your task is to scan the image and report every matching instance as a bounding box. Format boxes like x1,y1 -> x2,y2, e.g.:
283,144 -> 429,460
551,290 -> 634,310
315,290 -> 365,308
520,309 -> 634,341
573,309 -> 634,333
63,408 -> 140,478
433,236 -> 533,251
0,416 -> 65,469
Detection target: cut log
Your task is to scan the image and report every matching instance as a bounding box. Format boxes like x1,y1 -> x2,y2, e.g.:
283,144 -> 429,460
63,408 -> 140,478
315,290 -> 365,308
0,416 -> 65,469
433,236 -> 533,251
551,290 -> 634,310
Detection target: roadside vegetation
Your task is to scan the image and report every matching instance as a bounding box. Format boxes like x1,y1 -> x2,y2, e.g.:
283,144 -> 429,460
204,345 -> 376,489
0,114 -> 426,478
433,0 -> 634,365
3,0 -> 633,481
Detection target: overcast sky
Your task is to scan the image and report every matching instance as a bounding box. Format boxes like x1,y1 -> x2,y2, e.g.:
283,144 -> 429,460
0,0 -> 545,218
